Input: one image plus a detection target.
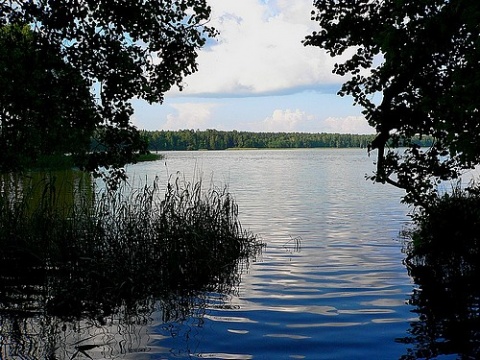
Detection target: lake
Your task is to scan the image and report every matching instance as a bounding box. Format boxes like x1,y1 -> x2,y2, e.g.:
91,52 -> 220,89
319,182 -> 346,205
123,148 -> 417,359
7,148 -> 476,359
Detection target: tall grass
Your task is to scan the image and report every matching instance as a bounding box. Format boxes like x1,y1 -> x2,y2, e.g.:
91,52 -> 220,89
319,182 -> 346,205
0,171 -> 262,321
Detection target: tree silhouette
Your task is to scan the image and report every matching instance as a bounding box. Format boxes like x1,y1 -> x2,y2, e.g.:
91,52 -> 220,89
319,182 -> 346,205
0,25 -> 98,170
1,0 -> 215,178
305,0 -> 480,208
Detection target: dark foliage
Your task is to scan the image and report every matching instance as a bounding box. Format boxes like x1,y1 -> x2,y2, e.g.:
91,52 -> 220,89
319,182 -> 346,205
0,25 -> 98,170
142,129 -> 434,151
305,0 -> 480,208
0,172 -> 262,357
399,185 -> 480,358
406,186 -> 480,260
1,1 -> 215,179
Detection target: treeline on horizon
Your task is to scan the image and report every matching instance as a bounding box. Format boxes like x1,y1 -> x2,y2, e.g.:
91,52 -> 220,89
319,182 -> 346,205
141,129 -> 434,151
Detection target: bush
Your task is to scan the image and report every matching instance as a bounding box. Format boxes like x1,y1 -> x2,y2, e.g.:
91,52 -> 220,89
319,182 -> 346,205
404,181 -> 480,268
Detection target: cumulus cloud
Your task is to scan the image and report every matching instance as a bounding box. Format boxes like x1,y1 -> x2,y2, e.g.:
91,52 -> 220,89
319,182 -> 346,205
131,1 -> 373,134
323,116 -> 375,134
248,111 -> 375,134
163,103 -> 217,130
251,109 -> 315,132
170,0 -> 342,96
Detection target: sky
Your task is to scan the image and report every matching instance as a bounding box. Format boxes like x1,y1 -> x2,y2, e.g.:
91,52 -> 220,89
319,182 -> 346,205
131,0 -> 377,134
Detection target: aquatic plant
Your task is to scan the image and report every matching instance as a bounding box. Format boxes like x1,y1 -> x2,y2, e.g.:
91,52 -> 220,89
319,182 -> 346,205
404,181 -> 480,261
0,171 -> 262,319
0,170 -> 262,357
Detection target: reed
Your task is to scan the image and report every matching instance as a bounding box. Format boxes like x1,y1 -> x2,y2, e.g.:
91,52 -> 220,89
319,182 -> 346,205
0,171 -> 262,320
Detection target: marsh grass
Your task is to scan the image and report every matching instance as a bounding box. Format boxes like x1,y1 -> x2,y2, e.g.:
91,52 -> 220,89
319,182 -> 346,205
0,171 -> 262,321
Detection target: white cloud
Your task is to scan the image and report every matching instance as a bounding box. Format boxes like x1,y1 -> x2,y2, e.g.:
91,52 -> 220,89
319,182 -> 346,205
323,116 -> 375,134
130,114 -> 141,128
170,0 -> 342,96
163,103 -> 217,130
132,1 -> 373,134
274,0 -> 317,24
252,109 -> 315,132
247,111 -> 375,134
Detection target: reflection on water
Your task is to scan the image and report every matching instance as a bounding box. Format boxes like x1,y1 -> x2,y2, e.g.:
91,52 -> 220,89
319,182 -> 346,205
400,249 -> 480,359
0,250 -> 255,359
128,149 -> 417,359
2,149 -> 478,359
0,292 -> 231,359
0,169 -> 260,359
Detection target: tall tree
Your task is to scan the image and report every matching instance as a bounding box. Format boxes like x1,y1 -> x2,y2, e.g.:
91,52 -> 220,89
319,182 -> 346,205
1,0 -> 215,179
305,0 -> 480,208
0,24 -> 98,170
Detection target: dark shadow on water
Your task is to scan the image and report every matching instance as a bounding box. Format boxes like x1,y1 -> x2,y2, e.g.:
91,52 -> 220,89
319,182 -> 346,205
0,171 -> 263,359
0,256 -> 253,359
399,241 -> 480,359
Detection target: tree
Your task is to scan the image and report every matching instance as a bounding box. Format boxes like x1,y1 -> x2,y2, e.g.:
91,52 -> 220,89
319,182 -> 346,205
1,0 -> 215,179
304,0 -> 480,208
0,24 -> 98,170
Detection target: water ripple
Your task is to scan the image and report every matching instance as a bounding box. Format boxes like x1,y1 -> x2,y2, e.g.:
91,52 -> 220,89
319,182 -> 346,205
129,149 -> 417,359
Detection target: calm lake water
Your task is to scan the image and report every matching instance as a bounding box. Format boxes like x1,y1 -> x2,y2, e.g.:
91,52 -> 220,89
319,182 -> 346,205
124,148 -> 417,359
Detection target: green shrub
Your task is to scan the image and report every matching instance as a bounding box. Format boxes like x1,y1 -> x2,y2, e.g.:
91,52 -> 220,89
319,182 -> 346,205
406,180 -> 480,271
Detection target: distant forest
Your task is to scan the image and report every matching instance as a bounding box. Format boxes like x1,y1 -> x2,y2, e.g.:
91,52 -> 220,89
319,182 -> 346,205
141,129 -> 434,151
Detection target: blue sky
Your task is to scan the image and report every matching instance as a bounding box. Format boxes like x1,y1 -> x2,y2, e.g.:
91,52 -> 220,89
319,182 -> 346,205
131,0 -> 376,134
